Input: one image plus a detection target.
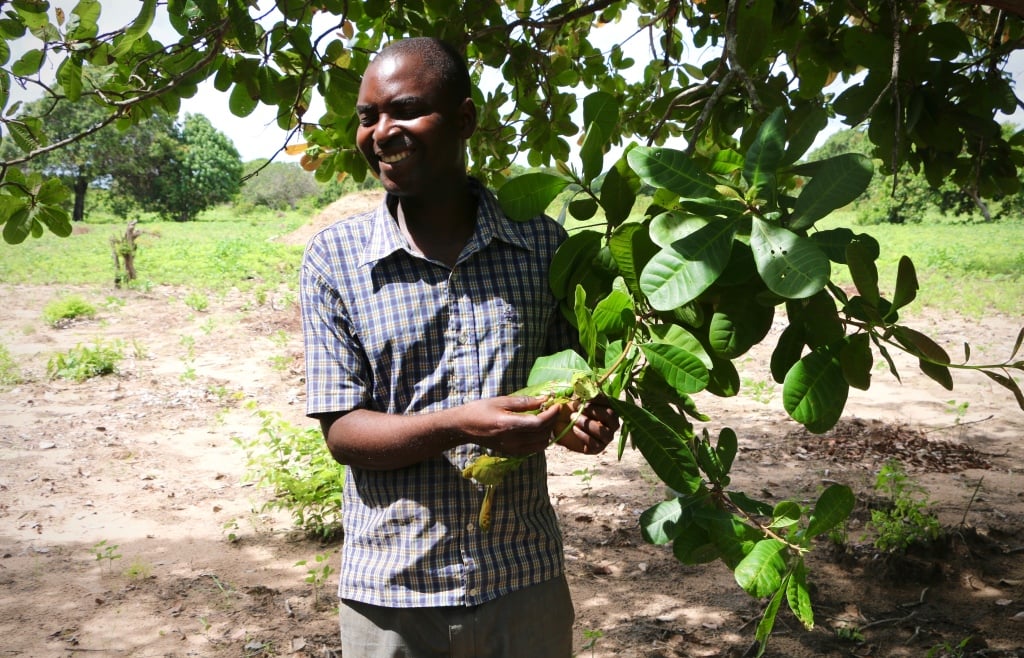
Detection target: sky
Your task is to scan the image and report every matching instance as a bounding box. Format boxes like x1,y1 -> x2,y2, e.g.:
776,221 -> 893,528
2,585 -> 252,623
12,2 -> 1024,164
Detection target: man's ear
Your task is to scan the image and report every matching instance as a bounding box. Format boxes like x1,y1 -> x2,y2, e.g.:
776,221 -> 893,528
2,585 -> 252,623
458,98 -> 477,138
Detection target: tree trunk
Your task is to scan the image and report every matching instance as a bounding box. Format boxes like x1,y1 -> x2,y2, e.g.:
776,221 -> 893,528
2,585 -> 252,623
73,176 -> 88,222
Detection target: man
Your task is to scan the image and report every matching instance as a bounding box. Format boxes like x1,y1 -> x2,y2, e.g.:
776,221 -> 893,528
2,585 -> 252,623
299,37 -> 618,657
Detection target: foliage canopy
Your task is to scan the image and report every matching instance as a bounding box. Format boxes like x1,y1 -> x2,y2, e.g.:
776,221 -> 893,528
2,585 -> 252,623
1,0 -> 1022,240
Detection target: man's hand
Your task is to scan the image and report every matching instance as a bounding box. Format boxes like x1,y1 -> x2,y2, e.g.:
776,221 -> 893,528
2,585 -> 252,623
553,398 -> 620,455
456,395 -> 562,456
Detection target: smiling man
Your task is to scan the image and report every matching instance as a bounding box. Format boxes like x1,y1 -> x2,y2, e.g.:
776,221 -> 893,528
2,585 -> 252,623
299,37 -> 618,657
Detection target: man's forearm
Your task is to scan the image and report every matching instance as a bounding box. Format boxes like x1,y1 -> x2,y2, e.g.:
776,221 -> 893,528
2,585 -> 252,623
320,408 -> 465,471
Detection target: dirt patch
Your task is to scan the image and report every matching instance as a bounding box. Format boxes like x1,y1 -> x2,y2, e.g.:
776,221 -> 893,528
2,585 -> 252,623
1,208 -> 1023,656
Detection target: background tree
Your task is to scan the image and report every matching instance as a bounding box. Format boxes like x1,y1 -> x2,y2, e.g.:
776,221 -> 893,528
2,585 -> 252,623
109,113 -> 242,222
241,159 -> 319,210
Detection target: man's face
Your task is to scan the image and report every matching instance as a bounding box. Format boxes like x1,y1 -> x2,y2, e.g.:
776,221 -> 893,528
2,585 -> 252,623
355,53 -> 475,199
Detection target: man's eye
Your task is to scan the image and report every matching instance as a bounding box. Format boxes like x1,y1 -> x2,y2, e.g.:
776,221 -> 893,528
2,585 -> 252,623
358,115 -> 376,127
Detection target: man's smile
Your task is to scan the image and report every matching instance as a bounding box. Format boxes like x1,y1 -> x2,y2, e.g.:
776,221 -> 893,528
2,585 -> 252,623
379,149 -> 412,165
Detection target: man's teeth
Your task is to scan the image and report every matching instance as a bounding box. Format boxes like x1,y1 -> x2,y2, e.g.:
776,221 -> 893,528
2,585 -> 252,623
380,151 -> 410,164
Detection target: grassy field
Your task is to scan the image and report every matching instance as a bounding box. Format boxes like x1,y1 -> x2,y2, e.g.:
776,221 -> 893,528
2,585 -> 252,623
1,200 -> 1020,318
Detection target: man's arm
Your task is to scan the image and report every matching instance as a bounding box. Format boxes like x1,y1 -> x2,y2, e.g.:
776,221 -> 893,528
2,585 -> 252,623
318,395 -> 564,470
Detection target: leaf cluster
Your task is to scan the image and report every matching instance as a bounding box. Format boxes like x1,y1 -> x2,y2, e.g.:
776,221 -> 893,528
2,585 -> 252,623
1,0 -> 1022,242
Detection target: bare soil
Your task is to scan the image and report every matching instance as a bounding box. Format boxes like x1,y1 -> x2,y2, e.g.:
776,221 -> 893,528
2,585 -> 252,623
2,194 -> 1023,657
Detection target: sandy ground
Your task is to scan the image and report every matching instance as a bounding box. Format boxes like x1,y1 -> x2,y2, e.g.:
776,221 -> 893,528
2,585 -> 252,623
1,195 -> 1023,657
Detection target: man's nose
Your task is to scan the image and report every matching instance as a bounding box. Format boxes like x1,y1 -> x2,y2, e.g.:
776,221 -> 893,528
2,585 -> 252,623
373,113 -> 399,143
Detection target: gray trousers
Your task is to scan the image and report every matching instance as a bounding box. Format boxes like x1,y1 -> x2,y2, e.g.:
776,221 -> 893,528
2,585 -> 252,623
339,575 -> 574,658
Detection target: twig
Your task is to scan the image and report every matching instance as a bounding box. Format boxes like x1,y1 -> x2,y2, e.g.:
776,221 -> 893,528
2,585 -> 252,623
860,609 -> 916,630
898,587 -> 929,608
922,414 -> 994,434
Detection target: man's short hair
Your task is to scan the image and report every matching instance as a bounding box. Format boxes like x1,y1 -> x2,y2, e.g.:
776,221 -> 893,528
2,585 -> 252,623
376,37 -> 472,104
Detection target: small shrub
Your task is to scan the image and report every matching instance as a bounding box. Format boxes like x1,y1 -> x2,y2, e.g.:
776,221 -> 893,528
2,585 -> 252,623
234,409 -> 344,539
0,344 -> 22,388
184,291 -> 209,312
43,295 -> 97,327
47,340 -> 124,382
866,460 -> 942,552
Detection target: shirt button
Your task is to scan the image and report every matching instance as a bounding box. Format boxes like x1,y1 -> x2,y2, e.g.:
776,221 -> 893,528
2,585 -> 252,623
467,588 -> 479,598
466,522 -> 475,533
457,332 -> 469,345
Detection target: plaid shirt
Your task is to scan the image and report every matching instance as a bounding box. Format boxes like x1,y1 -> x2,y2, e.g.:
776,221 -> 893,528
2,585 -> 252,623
300,179 -> 574,608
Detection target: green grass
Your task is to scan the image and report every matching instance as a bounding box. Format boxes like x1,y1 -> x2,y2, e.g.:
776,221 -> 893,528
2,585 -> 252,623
819,212 -> 1024,317
0,205 -> 308,291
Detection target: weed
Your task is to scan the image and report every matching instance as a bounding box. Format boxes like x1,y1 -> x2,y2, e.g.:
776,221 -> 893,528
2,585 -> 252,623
927,636 -> 973,657
47,340 -> 123,382
234,409 -> 345,539
222,518 -> 240,543
91,540 -> 122,572
835,625 -> 865,642
0,343 -> 22,388
269,354 -> 292,371
296,552 -> 335,604
123,558 -> 152,580
579,628 -> 603,657
43,295 -> 96,327
742,377 -> 775,404
572,466 -> 596,493
184,291 -> 209,312
866,460 -> 942,552
945,399 -> 969,424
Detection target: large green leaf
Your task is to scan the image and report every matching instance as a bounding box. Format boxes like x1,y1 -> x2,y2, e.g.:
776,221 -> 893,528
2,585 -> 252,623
743,108 -> 786,202
640,342 -> 710,395
640,218 -> 737,310
548,230 -> 602,300
497,172 -> 571,222
608,222 -> 657,298
805,484 -> 855,538
786,562 -> 814,630
606,398 -> 701,495
591,289 -> 634,339
708,292 -> 775,359
110,0 -> 156,58
734,538 -> 787,598
783,347 -> 849,433
750,218 -> 829,299
789,154 -> 874,230
627,146 -> 719,199
525,349 -> 590,387
599,155 -> 639,227
639,498 -> 683,545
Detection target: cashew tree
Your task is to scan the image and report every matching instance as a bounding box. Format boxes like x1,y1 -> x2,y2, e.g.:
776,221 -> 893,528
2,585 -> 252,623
2,0 -> 1022,653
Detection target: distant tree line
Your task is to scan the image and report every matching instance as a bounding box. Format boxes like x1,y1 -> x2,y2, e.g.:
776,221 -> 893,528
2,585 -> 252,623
2,98 -> 372,224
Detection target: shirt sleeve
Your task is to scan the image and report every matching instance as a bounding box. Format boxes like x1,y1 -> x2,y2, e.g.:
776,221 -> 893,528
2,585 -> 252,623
299,236 -> 371,418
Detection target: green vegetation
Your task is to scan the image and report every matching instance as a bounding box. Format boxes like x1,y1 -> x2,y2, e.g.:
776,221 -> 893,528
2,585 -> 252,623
91,540 -> 122,573
42,295 -> 97,326
866,461 -> 942,552
0,207 -> 307,290
47,340 -> 124,382
234,409 -> 345,540
0,343 -> 22,388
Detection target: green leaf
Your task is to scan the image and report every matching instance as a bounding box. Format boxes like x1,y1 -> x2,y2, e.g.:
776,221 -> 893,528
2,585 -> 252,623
627,146 -> 719,199
1,205 -> 31,245
805,484 -> 855,538
578,122 -> 606,182
783,348 -> 849,433
111,0 -> 156,58
809,227 -> 855,264
649,323 -> 713,369
755,585 -> 786,654
525,349 -> 590,387
889,255 -> 918,315
789,154 -> 873,230
229,81 -> 259,117
606,398 -> 702,495
640,342 -> 710,396
608,222 -> 657,298
11,48 -> 44,76
750,218 -> 830,299
582,90 -> 618,140
708,293 -> 775,359
591,289 -> 634,339
640,498 -> 683,545
497,172 -> 570,222
846,237 -> 880,306
548,230 -> 603,300
768,501 -> 802,529
715,428 -> 737,474
734,538 -> 787,598
705,353 -> 741,397
770,323 -> 805,384
840,333 -> 873,391
599,154 -> 639,227
574,285 -> 597,363
640,218 -> 737,309
56,58 -> 83,101
786,562 -> 814,630
743,108 -> 786,202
